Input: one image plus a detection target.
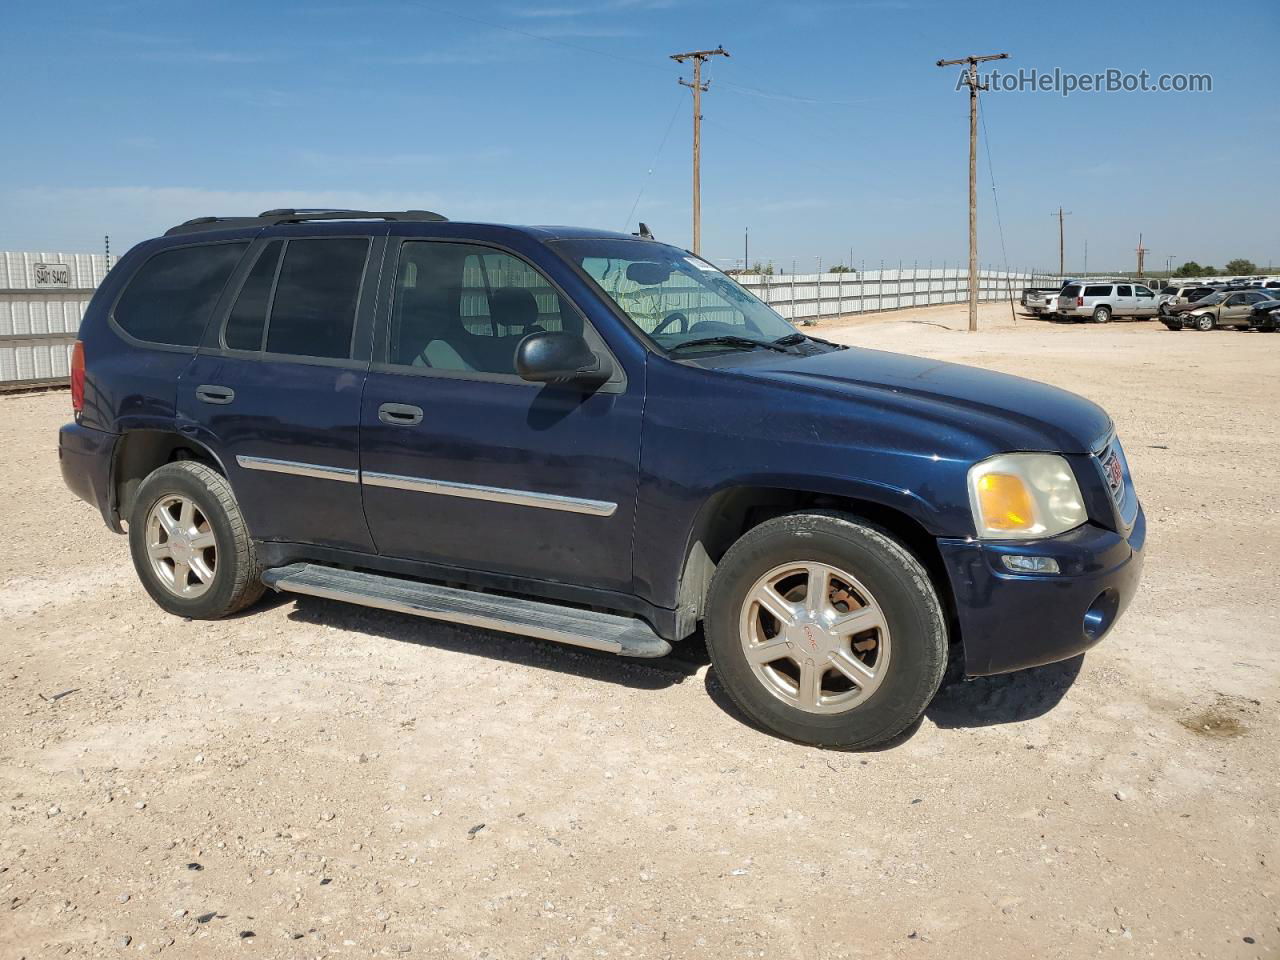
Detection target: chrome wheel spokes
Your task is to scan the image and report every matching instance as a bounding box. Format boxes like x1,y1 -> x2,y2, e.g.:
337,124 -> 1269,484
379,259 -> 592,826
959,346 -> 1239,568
145,495 -> 217,599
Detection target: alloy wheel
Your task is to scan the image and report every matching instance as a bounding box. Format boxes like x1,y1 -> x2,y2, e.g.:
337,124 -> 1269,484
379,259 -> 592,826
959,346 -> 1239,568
738,561 -> 891,714
145,495 -> 218,598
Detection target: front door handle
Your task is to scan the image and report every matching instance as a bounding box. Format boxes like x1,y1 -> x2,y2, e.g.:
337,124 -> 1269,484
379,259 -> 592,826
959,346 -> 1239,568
378,402 -> 424,426
196,384 -> 235,405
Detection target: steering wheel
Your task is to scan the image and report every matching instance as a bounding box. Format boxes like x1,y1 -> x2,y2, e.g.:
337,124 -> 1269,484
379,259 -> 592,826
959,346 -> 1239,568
652,311 -> 689,336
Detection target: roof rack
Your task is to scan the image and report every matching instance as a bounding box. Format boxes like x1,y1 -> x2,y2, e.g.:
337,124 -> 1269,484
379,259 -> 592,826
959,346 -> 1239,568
164,208 -> 448,237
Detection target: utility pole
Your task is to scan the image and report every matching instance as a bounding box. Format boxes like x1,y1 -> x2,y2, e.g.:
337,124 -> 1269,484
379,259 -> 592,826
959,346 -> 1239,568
1050,207 -> 1072,277
1083,239 -> 1088,275
744,226 -> 749,271
936,51 -> 1008,331
670,45 -> 730,255
1135,234 -> 1147,278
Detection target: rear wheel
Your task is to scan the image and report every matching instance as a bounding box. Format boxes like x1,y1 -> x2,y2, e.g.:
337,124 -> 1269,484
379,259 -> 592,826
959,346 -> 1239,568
704,512 -> 947,749
128,461 -> 263,619
1093,306 -> 1112,324
1195,314 -> 1215,332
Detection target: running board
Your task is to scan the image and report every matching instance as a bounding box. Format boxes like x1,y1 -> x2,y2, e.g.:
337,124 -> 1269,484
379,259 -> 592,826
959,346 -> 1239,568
260,563 -> 672,658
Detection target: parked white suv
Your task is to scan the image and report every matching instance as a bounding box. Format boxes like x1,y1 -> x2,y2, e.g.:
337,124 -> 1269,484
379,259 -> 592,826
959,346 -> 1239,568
1056,281 -> 1159,323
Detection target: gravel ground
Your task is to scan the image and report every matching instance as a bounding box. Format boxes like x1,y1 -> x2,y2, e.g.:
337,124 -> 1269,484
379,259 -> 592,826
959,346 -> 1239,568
2,305 -> 1276,959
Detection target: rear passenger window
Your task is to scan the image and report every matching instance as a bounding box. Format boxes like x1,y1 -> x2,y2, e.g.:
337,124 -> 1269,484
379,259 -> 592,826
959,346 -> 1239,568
1084,285 -> 1112,297
1116,285 -> 1132,296
265,239 -> 369,359
114,242 -> 248,346
224,241 -> 282,351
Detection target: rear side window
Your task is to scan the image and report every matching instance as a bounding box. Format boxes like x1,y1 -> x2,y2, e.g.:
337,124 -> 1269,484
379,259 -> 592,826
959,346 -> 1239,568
224,241 -> 282,351
1159,287 -> 1177,295
1084,285 -> 1112,297
114,242 -> 248,346
220,238 -> 369,360
266,239 -> 369,359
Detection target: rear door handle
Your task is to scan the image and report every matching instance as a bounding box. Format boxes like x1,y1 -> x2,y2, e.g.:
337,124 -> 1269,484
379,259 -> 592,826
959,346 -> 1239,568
196,384 -> 235,405
378,402 -> 424,426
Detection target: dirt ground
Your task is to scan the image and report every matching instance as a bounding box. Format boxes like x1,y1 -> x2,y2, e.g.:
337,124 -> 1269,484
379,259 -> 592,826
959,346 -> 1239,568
2,304 -> 1277,959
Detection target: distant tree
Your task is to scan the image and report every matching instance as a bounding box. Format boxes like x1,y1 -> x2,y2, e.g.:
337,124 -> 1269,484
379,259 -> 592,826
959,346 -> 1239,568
1223,258 -> 1259,276
1172,261 -> 1202,277
737,262 -> 775,276
828,264 -> 856,274
1202,265 -> 1219,276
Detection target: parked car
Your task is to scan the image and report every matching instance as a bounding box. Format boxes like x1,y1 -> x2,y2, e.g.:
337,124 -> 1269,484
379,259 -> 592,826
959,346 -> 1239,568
1248,299 -> 1280,332
1157,285 -> 1216,315
1022,287 -> 1060,316
1055,281 -> 1160,322
59,209 -> 1145,749
1165,290 -> 1276,331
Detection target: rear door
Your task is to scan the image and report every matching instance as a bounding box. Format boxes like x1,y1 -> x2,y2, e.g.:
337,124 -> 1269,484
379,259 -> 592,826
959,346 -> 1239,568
1114,284 -> 1135,315
178,228 -> 385,553
357,236 -> 642,594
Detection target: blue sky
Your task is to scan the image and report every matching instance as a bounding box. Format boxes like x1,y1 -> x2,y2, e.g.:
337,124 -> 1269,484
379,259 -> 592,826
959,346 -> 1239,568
1,0 -> 1276,272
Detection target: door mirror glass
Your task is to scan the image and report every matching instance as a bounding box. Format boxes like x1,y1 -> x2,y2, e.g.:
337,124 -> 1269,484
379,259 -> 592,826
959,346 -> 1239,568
516,331 -> 613,386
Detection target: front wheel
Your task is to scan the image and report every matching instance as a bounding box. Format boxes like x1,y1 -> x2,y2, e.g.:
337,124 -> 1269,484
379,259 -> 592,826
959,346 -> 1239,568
1195,314 -> 1215,332
128,461 -> 264,619
704,512 -> 948,749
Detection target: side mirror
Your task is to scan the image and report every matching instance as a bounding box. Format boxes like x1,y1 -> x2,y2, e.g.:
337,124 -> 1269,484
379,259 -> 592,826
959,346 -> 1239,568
516,331 -> 613,387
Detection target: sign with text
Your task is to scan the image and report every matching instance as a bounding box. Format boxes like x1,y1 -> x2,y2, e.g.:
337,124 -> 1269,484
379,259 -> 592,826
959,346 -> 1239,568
33,262 -> 71,288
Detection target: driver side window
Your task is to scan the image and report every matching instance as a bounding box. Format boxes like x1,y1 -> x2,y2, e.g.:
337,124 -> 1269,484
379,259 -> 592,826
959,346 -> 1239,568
388,242 -> 582,375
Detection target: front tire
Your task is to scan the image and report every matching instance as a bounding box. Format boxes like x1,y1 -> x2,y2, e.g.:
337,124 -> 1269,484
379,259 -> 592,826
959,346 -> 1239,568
1195,314 -> 1215,332
128,461 -> 264,619
704,512 -> 947,749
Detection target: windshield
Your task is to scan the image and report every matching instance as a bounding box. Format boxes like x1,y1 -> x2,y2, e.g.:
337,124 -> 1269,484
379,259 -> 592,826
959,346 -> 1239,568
551,238 -> 797,351
1198,292 -> 1227,304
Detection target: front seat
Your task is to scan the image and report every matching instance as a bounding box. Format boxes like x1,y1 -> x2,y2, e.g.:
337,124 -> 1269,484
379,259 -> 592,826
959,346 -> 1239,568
489,288 -> 543,335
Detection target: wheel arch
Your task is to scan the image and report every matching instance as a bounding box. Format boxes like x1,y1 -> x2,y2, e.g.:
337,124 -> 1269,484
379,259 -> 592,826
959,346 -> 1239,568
673,484 -> 960,648
111,429 -> 229,529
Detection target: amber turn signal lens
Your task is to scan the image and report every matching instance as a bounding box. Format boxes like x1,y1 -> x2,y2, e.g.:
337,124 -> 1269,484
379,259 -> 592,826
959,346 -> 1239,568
976,473 -> 1035,532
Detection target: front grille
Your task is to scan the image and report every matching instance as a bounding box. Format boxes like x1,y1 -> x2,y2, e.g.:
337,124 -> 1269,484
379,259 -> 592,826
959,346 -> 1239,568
1098,444 -> 1126,509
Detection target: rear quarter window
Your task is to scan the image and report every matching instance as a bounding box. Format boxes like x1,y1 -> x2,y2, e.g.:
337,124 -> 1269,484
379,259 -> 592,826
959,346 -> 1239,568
113,242 -> 248,346
1084,285 -> 1113,297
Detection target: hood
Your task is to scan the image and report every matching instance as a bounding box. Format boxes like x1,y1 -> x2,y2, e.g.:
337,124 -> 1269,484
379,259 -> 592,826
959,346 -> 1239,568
729,346 -> 1112,455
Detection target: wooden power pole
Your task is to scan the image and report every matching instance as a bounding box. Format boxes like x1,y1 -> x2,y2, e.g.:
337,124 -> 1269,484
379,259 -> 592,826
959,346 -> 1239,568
1051,207 -> 1072,277
936,51 -> 1008,331
670,45 -> 729,255
1135,234 -> 1147,279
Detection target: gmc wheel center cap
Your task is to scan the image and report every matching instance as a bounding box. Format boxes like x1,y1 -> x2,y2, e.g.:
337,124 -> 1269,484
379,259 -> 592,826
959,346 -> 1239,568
786,616 -> 837,659
169,533 -> 193,563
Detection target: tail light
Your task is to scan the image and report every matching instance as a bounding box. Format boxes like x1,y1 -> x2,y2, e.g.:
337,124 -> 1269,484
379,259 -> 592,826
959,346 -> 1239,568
1076,296 -> 1084,307
70,340 -> 85,413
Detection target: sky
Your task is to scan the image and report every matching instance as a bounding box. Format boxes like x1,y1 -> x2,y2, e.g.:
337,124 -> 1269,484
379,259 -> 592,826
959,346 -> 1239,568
1,0 -> 1277,273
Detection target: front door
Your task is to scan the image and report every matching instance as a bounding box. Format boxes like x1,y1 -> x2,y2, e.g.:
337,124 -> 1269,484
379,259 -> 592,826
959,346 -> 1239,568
358,238 -> 642,594
179,231 -> 384,553
1133,284 -> 1158,315
1114,284 -> 1136,316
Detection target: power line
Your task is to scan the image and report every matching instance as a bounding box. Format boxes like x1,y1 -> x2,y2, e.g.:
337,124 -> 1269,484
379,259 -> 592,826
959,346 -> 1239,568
976,88 -> 1015,323
622,91 -> 685,233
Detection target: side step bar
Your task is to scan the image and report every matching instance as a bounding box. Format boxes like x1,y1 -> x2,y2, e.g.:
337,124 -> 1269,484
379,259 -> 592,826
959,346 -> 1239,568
261,563 -> 672,659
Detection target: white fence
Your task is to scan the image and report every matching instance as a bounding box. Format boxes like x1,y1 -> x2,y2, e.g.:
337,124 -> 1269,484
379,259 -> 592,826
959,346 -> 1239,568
0,252 -> 113,389
738,267 -> 1060,324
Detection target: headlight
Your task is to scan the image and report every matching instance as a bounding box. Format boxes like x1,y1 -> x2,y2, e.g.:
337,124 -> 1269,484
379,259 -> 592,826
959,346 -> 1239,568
967,453 -> 1087,540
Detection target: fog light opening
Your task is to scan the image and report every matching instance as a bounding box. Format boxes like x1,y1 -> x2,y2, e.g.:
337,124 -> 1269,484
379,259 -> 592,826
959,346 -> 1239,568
1083,589 -> 1121,642
1001,554 -> 1061,575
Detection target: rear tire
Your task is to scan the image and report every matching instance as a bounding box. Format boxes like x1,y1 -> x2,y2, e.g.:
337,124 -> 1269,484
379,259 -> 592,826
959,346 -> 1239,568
1093,306 -> 1112,324
704,512 -> 947,749
128,461 -> 264,619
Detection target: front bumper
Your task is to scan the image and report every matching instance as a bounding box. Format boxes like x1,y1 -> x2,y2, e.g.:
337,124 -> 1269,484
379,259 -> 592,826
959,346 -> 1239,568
938,506 -> 1146,677
59,421 -> 119,529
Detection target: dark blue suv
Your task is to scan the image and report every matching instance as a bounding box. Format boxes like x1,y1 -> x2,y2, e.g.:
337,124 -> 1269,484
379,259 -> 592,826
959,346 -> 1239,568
59,209 -> 1145,748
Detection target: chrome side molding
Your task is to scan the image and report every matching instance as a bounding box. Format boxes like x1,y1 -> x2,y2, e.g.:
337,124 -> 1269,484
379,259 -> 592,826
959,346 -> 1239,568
235,455 -> 359,484
233,456 -> 616,517
362,470 -> 617,517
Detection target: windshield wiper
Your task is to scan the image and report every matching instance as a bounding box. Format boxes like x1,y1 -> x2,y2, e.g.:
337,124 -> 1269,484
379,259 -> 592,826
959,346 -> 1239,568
668,335 -> 790,354
772,332 -> 808,346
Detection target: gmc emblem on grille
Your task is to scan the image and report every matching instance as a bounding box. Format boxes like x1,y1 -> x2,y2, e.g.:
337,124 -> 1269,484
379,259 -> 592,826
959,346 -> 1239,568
1106,454 -> 1123,490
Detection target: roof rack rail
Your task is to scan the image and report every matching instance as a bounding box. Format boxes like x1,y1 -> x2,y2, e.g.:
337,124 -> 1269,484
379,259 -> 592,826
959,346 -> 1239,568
164,208 -> 448,237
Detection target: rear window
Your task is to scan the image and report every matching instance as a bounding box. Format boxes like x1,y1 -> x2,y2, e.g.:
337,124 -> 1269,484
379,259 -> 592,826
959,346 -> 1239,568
1060,285 -> 1081,297
1083,285 -> 1112,297
114,242 -> 248,346
1159,286 -> 1177,295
